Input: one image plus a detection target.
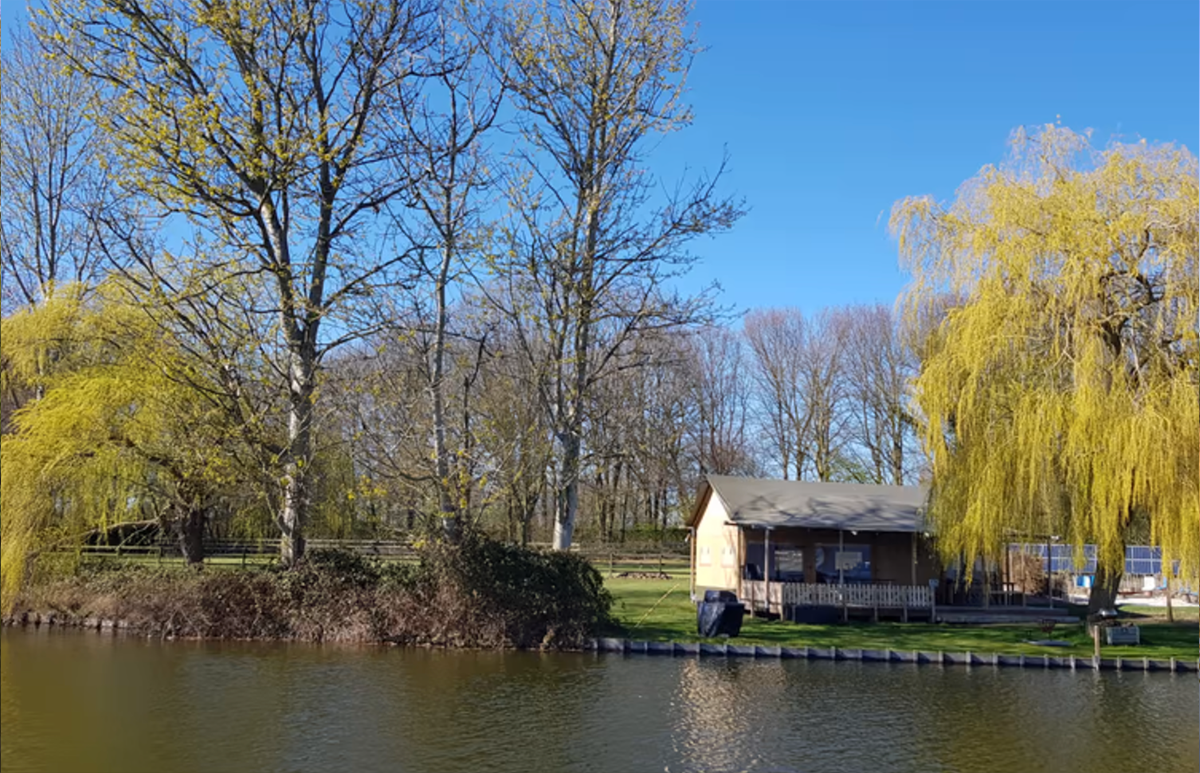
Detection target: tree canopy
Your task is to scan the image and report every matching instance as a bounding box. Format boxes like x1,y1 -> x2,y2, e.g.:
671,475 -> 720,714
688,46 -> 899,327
0,285 -> 257,609
894,125 -> 1199,584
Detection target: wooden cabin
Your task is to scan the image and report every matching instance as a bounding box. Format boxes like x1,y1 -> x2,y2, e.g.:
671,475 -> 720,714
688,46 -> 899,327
687,475 -> 943,622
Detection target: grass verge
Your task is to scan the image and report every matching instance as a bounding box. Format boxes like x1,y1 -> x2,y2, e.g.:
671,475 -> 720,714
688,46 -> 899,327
606,578 -> 1199,660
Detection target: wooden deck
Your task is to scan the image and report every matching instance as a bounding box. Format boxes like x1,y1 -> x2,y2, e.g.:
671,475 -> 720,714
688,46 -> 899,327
742,580 -> 935,622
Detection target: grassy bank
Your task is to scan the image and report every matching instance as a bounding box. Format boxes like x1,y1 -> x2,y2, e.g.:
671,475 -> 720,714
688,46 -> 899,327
8,555 -> 1194,661
607,578 -> 1199,660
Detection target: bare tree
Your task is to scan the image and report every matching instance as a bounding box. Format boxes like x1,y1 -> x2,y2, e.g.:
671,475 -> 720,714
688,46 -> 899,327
473,328 -> 553,544
798,308 -> 850,481
388,9 -> 503,540
685,326 -> 754,475
744,308 -> 805,479
0,28 -> 110,312
842,304 -> 918,485
41,0 -> 440,565
744,307 -> 850,481
484,0 -> 743,549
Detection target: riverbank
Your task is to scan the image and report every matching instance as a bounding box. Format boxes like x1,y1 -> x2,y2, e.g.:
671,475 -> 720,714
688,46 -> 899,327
607,578 -> 1200,661
6,560 -> 1196,662
1,543 -> 613,649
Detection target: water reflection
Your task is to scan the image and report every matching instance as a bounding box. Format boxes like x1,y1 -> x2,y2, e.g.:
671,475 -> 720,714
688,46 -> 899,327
2,629 -> 1196,773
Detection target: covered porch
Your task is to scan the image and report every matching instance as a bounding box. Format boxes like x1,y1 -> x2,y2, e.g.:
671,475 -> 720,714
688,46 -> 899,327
737,523 -> 939,622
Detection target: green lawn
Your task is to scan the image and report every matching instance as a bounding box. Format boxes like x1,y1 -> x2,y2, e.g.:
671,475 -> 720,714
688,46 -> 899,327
1119,603 -> 1199,622
606,578 -> 1199,660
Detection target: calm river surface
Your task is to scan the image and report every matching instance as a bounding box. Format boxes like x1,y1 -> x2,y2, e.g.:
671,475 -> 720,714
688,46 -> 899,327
1,628 -> 1195,773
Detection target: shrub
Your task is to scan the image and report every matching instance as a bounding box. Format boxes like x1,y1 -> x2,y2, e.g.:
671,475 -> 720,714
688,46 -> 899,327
400,536 -> 614,648
6,538 -> 613,649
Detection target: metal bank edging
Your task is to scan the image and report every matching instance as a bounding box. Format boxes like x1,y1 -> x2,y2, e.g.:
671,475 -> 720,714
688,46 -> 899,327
582,638 -> 1198,674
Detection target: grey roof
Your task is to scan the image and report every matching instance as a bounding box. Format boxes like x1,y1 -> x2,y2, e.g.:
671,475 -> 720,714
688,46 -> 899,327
702,475 -> 929,533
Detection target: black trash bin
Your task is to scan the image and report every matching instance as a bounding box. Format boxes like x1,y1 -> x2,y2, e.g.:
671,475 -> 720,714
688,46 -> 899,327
697,591 -> 745,638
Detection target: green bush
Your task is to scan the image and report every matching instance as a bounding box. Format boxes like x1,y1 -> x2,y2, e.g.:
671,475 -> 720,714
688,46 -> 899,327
410,536 -> 614,648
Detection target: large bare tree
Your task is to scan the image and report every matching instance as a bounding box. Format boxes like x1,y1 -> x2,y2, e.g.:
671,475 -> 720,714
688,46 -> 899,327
41,0 -> 439,565
387,10 -> 502,540
743,308 -> 805,479
486,0 -> 743,549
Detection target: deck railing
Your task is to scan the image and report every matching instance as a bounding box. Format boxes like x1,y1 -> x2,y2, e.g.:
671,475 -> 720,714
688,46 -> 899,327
742,580 -> 934,618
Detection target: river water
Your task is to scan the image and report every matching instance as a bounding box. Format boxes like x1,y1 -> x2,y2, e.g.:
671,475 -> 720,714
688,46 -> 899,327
1,628 -> 1195,773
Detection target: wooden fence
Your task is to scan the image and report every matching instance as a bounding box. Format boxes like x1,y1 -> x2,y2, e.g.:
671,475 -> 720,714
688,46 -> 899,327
69,539 -> 687,569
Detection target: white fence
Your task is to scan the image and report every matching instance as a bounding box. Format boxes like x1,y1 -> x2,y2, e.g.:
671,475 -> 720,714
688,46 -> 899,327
742,581 -> 934,618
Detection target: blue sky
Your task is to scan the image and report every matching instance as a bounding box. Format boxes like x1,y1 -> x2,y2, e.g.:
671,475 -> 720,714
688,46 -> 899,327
654,0 -> 1200,315
4,1 -> 1198,317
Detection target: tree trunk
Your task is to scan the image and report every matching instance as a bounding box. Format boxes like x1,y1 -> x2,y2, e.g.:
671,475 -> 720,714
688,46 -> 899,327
1087,563 -> 1123,616
552,433 -> 580,550
1165,575 -> 1173,623
280,349 -> 315,567
890,413 -> 905,485
177,508 -> 206,565
429,234 -> 460,542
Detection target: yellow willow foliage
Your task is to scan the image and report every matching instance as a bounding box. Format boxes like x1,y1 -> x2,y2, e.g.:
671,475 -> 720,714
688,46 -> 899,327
0,286 -> 228,611
893,125 -> 1199,582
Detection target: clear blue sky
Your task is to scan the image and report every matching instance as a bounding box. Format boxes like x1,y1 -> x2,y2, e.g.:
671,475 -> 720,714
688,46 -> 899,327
4,1 -> 1198,316
655,0 -> 1200,315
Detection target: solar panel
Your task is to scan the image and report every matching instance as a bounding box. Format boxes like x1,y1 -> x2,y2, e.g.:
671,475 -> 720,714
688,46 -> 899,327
1010,543 -> 1165,575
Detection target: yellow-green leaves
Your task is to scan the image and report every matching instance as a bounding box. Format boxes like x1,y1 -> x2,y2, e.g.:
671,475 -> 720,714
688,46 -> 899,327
0,285 -> 246,611
895,125 -> 1199,582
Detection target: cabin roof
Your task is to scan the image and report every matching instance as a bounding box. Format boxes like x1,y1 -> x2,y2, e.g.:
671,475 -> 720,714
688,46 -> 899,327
693,475 -> 929,533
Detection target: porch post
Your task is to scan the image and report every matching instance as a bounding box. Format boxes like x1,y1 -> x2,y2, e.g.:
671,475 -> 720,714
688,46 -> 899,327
910,531 -> 917,586
764,527 -> 772,616
839,528 -> 846,622
838,528 -> 845,585
907,531 -> 917,623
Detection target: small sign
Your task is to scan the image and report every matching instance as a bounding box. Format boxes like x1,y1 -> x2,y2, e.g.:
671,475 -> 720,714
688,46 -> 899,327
835,551 -> 863,571
775,549 -> 804,573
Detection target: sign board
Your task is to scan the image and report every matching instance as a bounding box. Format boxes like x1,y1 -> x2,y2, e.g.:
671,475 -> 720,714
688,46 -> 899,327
775,549 -> 804,573
835,551 -> 863,571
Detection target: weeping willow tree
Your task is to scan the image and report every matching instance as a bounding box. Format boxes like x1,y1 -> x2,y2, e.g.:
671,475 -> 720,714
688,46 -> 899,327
893,125 -> 1199,610
0,285 -> 253,612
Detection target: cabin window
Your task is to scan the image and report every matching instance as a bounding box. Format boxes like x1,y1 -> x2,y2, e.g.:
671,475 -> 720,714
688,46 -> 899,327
774,549 -> 805,581
744,544 -> 804,581
815,544 -> 872,583
699,546 -> 713,566
720,545 -> 736,567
